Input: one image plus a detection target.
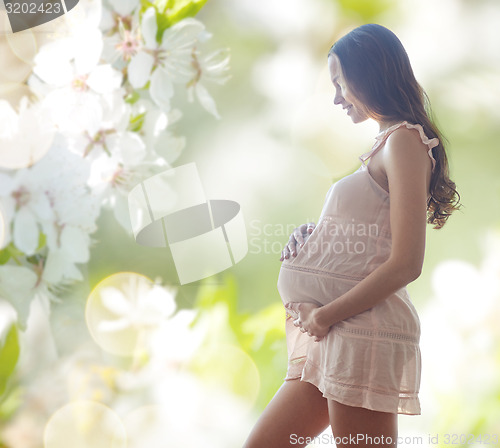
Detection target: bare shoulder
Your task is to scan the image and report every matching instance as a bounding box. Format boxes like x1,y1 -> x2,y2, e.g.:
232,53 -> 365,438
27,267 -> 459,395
381,126 -> 432,195
382,126 -> 433,174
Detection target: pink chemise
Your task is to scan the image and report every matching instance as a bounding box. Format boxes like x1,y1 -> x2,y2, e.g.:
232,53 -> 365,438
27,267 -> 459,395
277,121 -> 439,415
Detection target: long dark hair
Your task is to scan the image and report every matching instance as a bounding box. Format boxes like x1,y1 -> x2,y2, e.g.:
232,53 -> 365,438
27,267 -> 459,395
329,24 -> 462,229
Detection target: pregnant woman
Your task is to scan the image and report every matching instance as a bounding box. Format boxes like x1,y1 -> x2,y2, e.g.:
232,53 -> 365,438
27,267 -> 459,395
243,24 -> 461,448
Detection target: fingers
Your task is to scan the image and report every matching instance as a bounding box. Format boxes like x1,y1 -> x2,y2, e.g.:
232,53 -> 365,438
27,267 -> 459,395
293,226 -> 306,248
279,223 -> 316,261
292,222 -> 316,251
287,237 -> 298,258
280,238 -> 296,261
285,302 -> 299,312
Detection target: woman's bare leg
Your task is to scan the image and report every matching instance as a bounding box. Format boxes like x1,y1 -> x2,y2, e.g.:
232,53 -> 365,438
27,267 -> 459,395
242,379 -> 330,448
328,400 -> 398,448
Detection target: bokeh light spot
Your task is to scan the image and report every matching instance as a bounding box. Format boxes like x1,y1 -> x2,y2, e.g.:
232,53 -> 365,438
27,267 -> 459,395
44,401 -> 126,448
191,343 -> 261,406
85,272 -> 176,357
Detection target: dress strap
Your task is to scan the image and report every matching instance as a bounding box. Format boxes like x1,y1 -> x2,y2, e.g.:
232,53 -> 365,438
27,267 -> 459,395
359,121 -> 438,172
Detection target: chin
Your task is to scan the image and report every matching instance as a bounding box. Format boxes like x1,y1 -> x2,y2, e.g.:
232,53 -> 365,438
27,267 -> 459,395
351,116 -> 369,124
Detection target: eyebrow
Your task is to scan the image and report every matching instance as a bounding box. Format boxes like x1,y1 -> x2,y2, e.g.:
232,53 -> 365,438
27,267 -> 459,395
332,75 -> 340,83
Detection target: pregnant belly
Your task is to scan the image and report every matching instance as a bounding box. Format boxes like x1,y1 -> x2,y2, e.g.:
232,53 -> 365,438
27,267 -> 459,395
277,264 -> 360,308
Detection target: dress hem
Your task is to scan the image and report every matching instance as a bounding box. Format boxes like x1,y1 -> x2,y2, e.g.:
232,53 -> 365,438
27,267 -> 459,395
284,359 -> 421,416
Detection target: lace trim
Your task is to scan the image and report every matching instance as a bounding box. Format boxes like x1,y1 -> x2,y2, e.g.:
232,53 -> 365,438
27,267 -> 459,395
359,121 -> 438,172
319,215 -> 392,238
290,356 -> 307,365
333,323 -> 419,344
303,361 -> 420,398
280,264 -> 365,281
322,378 -> 419,398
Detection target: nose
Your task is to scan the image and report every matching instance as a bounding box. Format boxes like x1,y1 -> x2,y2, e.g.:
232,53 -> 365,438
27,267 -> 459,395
333,91 -> 344,106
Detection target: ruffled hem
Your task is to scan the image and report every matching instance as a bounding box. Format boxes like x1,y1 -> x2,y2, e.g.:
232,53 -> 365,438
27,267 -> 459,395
288,360 -> 421,415
283,314 -> 422,416
360,121 -> 438,172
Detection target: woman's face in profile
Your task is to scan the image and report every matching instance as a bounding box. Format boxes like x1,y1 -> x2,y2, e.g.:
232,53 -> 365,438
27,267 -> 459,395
328,53 -> 369,124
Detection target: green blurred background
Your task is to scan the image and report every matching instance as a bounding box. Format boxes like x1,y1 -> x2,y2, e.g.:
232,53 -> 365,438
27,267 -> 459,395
2,0 -> 500,446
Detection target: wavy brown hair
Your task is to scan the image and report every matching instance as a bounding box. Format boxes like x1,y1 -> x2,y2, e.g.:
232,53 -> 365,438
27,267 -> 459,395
329,24 -> 462,229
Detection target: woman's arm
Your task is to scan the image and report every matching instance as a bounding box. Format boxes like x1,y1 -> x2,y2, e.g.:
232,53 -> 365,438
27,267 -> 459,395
289,128 -> 432,333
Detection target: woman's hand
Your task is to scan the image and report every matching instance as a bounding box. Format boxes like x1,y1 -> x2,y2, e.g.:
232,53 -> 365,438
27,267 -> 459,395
280,222 -> 316,261
285,302 -> 330,342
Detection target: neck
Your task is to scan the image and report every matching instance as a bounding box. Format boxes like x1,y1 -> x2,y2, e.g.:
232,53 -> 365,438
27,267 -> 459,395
378,120 -> 404,133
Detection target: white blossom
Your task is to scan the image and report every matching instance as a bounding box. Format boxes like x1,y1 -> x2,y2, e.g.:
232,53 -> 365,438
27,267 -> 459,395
0,97 -> 56,169
101,0 -> 142,68
186,48 -> 231,119
98,282 -> 176,333
0,142 -> 100,285
29,15 -> 123,135
0,266 -> 38,329
128,8 -> 205,111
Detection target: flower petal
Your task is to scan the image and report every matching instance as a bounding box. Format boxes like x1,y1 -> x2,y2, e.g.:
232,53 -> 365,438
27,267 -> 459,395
32,40 -> 74,86
109,0 -> 137,16
154,132 -> 185,164
73,28 -> 104,76
161,18 -> 205,52
0,100 -> 19,139
87,64 -> 123,94
112,194 -> 133,234
60,226 -> 90,263
13,207 -> 39,255
113,132 -> 146,166
128,51 -> 155,89
142,284 -> 176,318
100,287 -> 132,316
43,250 -> 83,284
0,265 -> 37,330
149,68 -> 173,111
194,83 -> 220,119
141,7 -> 158,49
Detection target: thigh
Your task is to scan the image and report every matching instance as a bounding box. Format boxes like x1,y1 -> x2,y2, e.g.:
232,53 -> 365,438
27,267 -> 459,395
243,379 -> 330,448
328,400 -> 398,448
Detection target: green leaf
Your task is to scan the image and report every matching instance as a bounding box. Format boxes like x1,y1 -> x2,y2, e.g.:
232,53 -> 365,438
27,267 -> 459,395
158,0 -> 209,31
153,0 -> 170,13
336,0 -> 396,21
140,0 -> 155,11
124,91 -> 141,104
0,324 -> 20,398
0,243 -> 23,266
0,249 -> 10,265
128,112 -> 147,133
36,232 -> 46,251
0,386 -> 23,419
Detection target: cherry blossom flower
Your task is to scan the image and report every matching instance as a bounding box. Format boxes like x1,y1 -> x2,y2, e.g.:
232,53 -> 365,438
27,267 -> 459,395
186,47 -> 231,119
101,0 -> 142,68
28,12 -> 123,135
128,8 -> 205,111
97,281 -> 176,334
0,97 -> 56,169
0,143 -> 100,285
